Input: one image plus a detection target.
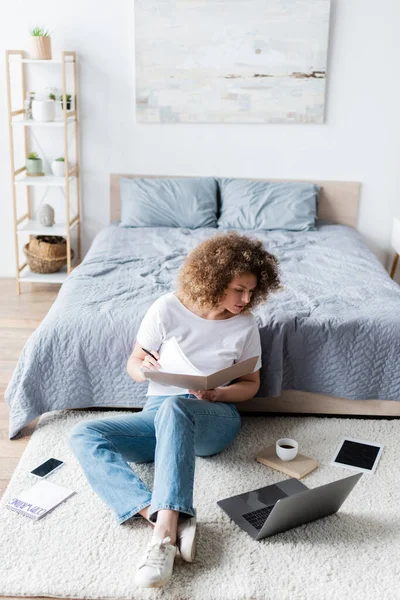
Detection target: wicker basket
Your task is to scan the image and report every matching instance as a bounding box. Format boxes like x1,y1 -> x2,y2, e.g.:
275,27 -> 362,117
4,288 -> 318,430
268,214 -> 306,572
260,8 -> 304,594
24,236 -> 74,274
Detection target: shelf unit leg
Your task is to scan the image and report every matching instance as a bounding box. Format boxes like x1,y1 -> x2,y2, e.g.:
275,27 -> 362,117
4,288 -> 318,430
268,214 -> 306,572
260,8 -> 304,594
390,253 -> 399,279
77,217 -> 81,261
73,52 -> 81,263
62,51 -> 72,274
21,56 -> 33,250
5,49 -> 24,295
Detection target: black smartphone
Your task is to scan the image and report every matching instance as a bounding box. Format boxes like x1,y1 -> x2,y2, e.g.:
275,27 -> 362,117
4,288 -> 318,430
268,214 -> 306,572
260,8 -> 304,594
30,458 -> 64,478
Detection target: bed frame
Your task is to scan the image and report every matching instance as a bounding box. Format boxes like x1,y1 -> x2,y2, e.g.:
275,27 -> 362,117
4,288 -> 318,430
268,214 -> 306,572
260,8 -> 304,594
110,174 -> 400,417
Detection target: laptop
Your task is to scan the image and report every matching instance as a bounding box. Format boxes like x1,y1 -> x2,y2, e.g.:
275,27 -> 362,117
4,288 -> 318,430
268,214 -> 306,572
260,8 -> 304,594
217,473 -> 362,540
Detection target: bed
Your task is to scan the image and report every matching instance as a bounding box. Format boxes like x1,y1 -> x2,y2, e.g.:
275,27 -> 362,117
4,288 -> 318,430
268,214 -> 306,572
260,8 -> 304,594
5,175 -> 400,440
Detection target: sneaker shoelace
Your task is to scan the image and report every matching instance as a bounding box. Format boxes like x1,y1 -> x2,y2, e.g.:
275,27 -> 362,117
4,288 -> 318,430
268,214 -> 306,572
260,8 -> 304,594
139,536 -> 174,575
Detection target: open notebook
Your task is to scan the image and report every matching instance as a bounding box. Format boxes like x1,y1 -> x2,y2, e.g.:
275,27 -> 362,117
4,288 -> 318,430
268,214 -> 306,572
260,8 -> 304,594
5,479 -> 75,520
142,336 -> 258,390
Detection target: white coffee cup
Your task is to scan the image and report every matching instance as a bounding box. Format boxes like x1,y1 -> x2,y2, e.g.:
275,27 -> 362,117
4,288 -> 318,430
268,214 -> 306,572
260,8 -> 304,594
276,438 -> 298,461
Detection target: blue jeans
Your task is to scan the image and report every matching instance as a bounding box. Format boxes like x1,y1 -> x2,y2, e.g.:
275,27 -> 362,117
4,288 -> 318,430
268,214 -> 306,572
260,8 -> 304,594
68,394 -> 241,524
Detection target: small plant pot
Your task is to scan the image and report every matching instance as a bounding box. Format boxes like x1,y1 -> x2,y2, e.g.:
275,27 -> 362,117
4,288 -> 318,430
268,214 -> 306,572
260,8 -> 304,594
60,100 -> 72,111
26,158 -> 43,175
51,160 -> 68,177
32,100 -> 55,122
30,36 -> 52,60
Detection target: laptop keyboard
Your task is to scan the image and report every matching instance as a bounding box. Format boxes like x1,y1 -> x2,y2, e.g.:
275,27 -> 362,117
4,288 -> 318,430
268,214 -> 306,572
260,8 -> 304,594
242,505 -> 275,530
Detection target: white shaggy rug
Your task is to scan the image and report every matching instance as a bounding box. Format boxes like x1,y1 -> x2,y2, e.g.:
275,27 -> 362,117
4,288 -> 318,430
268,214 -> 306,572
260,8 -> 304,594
0,409 -> 399,600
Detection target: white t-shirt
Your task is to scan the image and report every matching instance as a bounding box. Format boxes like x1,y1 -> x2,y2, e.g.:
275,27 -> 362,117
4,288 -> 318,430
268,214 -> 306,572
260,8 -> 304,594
136,292 -> 262,396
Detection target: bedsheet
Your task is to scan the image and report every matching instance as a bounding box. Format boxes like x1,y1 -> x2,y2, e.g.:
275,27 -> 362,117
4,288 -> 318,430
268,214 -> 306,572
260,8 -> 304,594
6,223 -> 400,438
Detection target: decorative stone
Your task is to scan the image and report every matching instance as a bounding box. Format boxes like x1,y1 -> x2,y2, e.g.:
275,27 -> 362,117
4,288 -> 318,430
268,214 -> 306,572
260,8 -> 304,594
39,204 -> 55,227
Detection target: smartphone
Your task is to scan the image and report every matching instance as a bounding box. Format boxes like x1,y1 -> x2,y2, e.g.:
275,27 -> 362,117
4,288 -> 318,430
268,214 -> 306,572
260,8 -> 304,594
30,458 -> 64,478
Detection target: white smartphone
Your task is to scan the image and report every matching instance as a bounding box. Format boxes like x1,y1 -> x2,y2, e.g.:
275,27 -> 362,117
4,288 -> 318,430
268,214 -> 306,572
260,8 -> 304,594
30,458 -> 65,478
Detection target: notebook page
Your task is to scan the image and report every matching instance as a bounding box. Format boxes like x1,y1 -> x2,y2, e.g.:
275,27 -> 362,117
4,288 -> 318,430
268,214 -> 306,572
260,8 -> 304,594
158,337 -> 204,376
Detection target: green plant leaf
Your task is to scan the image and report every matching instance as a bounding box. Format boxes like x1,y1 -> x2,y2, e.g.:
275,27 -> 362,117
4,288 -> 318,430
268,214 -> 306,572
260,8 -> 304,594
30,26 -> 50,37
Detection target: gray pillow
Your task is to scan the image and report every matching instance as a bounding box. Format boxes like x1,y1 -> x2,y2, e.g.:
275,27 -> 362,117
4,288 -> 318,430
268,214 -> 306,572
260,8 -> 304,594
119,177 -> 218,228
218,179 -> 320,231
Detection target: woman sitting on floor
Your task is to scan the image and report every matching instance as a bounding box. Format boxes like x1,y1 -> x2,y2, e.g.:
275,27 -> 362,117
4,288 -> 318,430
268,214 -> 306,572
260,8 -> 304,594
68,230 -> 281,589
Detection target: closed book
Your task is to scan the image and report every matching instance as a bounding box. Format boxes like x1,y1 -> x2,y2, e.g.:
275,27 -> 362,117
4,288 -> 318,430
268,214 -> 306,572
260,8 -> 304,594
256,444 -> 318,479
5,479 -> 75,520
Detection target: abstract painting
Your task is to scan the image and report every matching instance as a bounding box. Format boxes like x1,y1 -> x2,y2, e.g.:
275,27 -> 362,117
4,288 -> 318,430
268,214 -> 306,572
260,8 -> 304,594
135,0 -> 331,124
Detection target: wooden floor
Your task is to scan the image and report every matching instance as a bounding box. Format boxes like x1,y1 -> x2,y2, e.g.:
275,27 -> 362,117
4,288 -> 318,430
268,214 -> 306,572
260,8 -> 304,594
0,279 -> 60,499
0,279 -> 65,600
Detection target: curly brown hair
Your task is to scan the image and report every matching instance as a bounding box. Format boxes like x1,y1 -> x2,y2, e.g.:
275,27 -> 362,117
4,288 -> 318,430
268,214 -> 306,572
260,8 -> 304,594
177,231 -> 281,312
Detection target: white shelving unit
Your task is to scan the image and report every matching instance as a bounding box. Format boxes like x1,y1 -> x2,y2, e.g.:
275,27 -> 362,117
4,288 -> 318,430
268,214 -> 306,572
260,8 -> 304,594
20,58 -> 74,64
19,265 -> 69,284
17,219 -> 79,235
5,50 -> 81,294
12,117 -> 76,127
14,173 -> 77,186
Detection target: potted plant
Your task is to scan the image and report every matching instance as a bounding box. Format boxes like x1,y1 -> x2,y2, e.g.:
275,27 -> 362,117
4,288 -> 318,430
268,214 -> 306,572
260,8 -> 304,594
51,157 -> 68,177
60,94 -> 72,111
32,95 -> 55,121
30,26 -> 52,60
26,152 -> 44,176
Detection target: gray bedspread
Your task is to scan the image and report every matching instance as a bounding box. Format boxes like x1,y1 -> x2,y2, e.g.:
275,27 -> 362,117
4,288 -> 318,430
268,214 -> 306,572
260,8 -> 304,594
6,223 -> 400,439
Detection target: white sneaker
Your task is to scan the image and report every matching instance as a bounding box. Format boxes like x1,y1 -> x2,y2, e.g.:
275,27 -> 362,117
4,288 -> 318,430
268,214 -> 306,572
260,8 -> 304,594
177,510 -> 197,562
135,535 -> 178,589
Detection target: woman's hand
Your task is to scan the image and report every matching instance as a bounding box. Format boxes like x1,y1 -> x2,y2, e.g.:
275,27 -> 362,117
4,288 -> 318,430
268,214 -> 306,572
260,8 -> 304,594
141,350 -> 161,371
188,388 -> 221,402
